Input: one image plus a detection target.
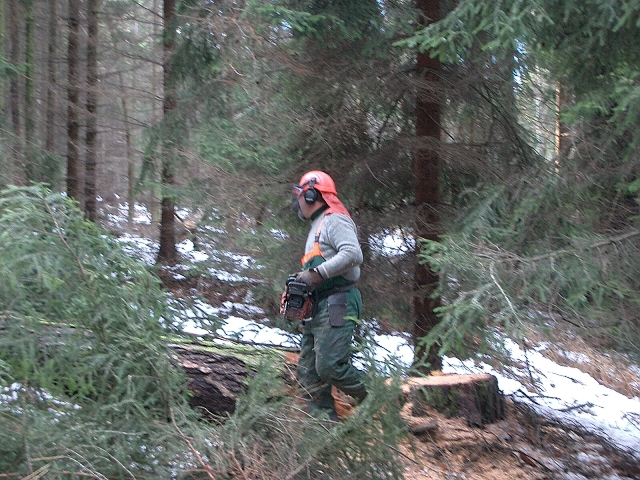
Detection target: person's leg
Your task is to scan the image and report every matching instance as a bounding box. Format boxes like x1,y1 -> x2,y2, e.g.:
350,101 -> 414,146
296,322 -> 339,420
313,295 -> 367,403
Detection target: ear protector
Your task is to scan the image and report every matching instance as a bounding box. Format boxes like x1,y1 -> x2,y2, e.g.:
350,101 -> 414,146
303,178 -> 319,204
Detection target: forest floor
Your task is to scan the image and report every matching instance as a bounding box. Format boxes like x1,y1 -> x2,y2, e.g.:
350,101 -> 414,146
395,399 -> 639,480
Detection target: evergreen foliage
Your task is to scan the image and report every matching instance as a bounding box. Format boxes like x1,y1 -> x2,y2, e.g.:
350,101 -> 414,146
0,185 -> 194,476
0,185 -> 410,478
418,174 -> 640,361
198,361 -> 407,480
392,0 -> 640,362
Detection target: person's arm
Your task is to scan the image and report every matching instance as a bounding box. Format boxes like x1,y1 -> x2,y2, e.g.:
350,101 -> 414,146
316,214 -> 363,280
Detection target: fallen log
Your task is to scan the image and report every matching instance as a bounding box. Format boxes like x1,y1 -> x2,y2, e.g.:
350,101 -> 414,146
171,340 -> 504,429
170,340 -> 292,418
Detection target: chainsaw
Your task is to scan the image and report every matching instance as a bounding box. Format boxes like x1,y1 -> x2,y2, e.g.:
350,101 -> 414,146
280,275 -> 312,320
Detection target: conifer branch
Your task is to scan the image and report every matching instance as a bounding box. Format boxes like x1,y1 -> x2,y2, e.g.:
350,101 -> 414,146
477,229 -> 640,264
489,261 -> 519,321
230,451 -> 249,480
20,464 -> 49,480
41,196 -> 89,284
170,408 -> 216,480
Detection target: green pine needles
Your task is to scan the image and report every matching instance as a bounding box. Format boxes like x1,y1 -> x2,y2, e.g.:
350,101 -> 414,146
417,176 -> 640,363
0,185 -> 410,479
0,185 -> 192,476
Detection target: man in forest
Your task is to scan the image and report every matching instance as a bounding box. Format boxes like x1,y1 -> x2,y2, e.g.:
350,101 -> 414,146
287,170 -> 367,421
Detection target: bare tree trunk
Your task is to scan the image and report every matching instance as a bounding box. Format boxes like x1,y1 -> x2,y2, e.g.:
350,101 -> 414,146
7,0 -> 25,184
412,0 -> 443,373
157,0 -> 177,264
24,0 -> 33,152
84,0 -> 99,221
45,0 -> 57,153
67,0 -> 81,201
555,84 -> 570,163
118,70 -> 134,225
149,0 -> 161,226
0,0 -> 4,113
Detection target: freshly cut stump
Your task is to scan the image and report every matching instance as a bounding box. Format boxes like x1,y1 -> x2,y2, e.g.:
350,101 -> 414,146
403,373 -> 505,427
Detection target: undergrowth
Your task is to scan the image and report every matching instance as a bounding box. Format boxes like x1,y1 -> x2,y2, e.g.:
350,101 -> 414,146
0,185 -> 408,479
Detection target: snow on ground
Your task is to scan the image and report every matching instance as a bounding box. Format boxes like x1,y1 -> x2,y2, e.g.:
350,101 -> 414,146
110,202 -> 640,459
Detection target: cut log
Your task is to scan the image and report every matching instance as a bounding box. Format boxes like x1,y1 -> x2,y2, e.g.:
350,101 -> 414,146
170,342 -> 503,429
170,341 -> 290,419
173,344 -> 249,418
402,373 -> 505,427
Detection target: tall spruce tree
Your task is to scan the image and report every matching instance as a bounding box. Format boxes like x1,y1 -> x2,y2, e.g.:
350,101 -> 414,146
397,0 -> 640,359
84,0 -> 99,221
157,0 -> 178,263
413,0 -> 444,373
66,0 -> 81,201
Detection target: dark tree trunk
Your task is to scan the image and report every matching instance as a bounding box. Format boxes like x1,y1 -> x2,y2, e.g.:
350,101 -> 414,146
412,0 -> 443,373
84,0 -> 98,221
118,72 -> 134,225
149,0 -> 161,225
0,2 -> 3,114
67,0 -> 81,201
7,0 -> 25,184
157,0 -> 177,264
556,85 -> 571,161
45,0 -> 57,153
24,0 -> 33,149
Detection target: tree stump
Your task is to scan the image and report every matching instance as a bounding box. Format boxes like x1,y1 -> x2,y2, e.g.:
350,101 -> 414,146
403,373 -> 505,428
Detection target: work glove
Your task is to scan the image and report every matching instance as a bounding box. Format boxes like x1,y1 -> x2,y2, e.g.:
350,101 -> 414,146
295,268 -> 323,291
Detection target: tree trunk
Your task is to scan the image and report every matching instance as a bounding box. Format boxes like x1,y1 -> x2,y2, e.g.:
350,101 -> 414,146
0,0 -> 4,113
7,0 -> 25,184
23,0 -> 33,151
412,0 -> 443,373
45,0 -> 57,153
84,0 -> 98,221
157,0 -> 177,264
403,373 -> 505,427
118,72 -> 135,225
67,0 -> 81,201
555,84 -> 571,162
149,0 -> 161,226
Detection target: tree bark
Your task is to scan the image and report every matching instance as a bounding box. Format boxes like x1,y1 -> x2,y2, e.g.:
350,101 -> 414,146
149,0 -> 161,226
45,0 -> 57,154
403,373 -> 505,427
0,1 -> 4,113
118,72 -> 135,225
67,0 -> 81,201
173,344 -> 251,418
412,0 -> 443,373
7,0 -> 25,184
157,0 -> 177,264
84,0 -> 99,221
24,0 -> 33,152
555,84 -> 571,162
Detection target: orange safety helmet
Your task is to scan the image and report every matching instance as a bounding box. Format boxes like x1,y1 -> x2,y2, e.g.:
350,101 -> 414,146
297,170 -> 337,197
293,170 -> 350,216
